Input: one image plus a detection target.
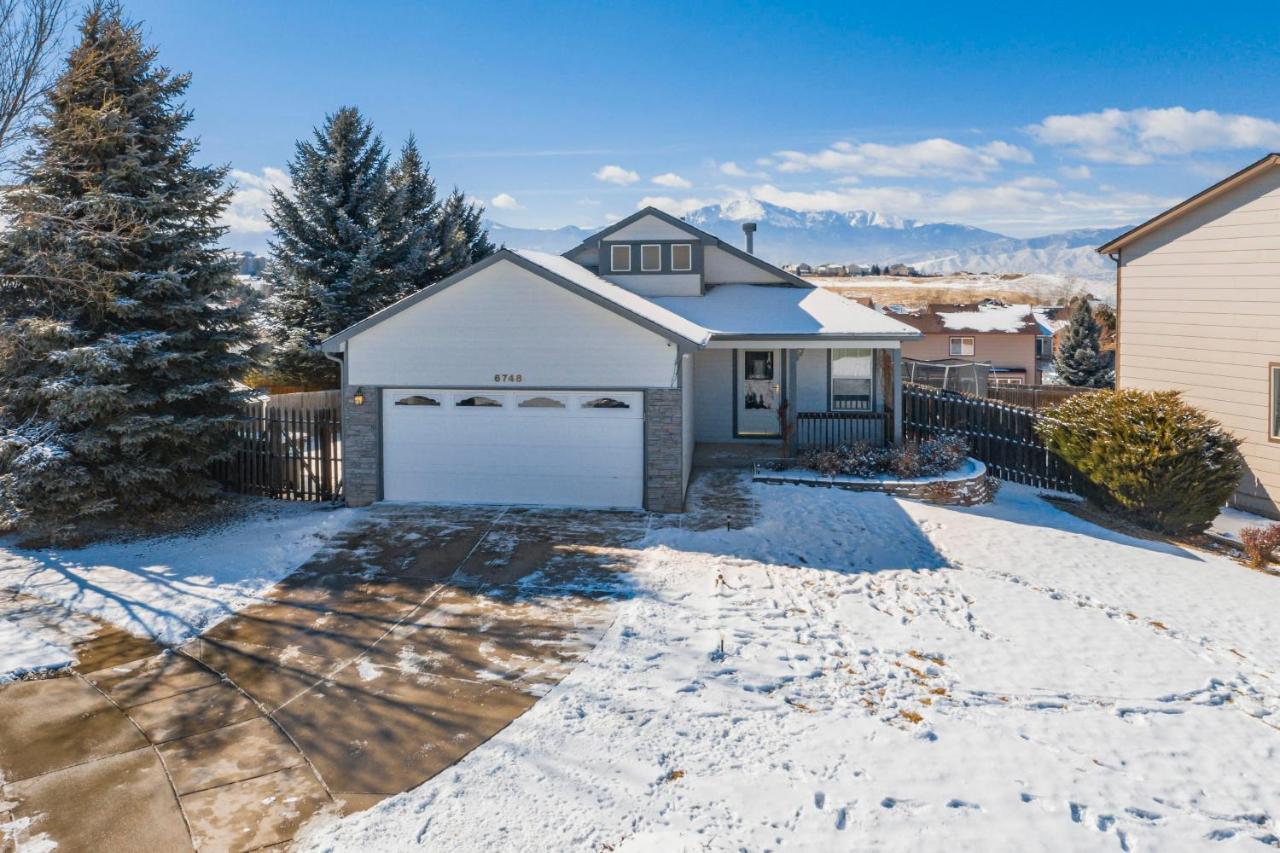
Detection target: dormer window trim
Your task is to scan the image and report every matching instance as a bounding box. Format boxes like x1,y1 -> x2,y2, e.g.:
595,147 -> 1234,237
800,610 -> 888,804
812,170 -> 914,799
610,244 -> 632,272
671,243 -> 693,272
640,244 -> 662,272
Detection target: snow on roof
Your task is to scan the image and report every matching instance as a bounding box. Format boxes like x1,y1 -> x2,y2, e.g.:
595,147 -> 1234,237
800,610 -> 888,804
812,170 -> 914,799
1033,306 -> 1069,337
515,250 -> 711,345
653,284 -> 920,338
936,302 -> 1035,334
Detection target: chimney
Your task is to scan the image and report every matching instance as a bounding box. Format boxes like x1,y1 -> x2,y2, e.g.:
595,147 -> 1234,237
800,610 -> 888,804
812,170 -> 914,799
742,222 -> 757,255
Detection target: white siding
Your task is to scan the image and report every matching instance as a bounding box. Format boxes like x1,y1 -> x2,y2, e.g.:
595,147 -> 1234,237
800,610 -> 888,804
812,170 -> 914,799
604,273 -> 701,297
681,354 -> 694,489
704,245 -> 788,284
346,260 -> 678,389
604,215 -> 697,241
1119,165 -> 1280,516
692,349 -> 733,441
794,349 -> 829,411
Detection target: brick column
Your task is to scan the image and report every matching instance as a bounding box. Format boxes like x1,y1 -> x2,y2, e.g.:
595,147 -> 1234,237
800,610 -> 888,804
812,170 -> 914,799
644,388 -> 684,513
342,385 -> 381,506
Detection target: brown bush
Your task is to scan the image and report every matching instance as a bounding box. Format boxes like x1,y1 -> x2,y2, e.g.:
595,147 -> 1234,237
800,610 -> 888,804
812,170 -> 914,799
1239,524 -> 1280,569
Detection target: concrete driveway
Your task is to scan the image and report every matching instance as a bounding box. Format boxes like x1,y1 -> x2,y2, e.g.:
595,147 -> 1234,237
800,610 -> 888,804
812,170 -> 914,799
0,504 -> 648,853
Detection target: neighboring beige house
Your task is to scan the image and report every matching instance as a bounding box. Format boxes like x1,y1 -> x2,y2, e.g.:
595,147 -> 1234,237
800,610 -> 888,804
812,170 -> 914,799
1098,152 -> 1280,518
893,300 -> 1041,385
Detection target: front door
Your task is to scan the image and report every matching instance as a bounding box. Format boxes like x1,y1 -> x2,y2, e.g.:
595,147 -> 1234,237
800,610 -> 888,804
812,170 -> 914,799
736,348 -> 783,437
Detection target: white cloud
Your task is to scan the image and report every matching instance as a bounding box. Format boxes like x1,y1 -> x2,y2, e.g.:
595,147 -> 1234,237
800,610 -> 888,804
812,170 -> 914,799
593,164 -> 640,185
603,212 -> 622,223
637,196 -> 716,217
1028,107 -> 1280,164
651,172 -> 692,189
771,137 -> 1033,180
718,161 -> 750,177
490,192 -> 523,210
1059,164 -> 1093,180
748,180 -> 1178,233
221,167 -> 290,234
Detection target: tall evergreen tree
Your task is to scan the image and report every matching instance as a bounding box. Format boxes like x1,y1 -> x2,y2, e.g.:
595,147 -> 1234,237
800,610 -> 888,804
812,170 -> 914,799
387,134 -> 439,299
0,2 -> 256,536
264,118 -> 494,386
263,107 -> 408,385
1054,297 -> 1114,388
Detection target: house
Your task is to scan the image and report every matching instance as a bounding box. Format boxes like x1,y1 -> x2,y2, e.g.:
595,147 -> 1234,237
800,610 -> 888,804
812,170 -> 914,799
892,300 -> 1041,385
1098,152 -> 1280,518
320,207 -> 921,512
1033,305 -> 1070,382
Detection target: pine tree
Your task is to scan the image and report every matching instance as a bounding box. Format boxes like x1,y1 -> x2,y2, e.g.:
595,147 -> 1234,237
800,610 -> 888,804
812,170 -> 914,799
0,2 -> 257,536
263,107 -> 409,385
1054,297 -> 1113,388
388,135 -> 440,299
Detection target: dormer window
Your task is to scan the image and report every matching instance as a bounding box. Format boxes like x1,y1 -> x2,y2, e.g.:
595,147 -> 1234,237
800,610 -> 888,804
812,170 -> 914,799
640,244 -> 661,272
671,243 -> 692,271
610,244 -> 631,272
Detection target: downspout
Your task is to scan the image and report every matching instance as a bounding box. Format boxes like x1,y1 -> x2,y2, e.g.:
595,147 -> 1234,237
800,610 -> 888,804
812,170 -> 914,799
1107,249 -> 1122,386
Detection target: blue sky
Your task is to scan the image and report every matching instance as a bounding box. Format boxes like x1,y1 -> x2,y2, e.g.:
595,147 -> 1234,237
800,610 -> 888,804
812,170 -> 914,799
122,0 -> 1280,251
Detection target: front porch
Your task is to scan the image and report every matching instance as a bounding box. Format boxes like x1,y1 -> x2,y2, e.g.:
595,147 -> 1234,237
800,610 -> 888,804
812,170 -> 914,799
686,344 -> 903,464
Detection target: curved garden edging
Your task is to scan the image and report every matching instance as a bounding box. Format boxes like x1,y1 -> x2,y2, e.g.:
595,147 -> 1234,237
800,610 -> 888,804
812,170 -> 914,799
752,458 -> 995,506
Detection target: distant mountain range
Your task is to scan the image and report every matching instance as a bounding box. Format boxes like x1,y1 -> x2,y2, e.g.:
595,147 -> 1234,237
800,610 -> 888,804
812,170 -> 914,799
486,202 -> 1130,280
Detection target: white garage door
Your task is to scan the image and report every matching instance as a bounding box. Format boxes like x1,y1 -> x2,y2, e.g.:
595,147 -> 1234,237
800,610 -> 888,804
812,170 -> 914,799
381,388 -> 644,509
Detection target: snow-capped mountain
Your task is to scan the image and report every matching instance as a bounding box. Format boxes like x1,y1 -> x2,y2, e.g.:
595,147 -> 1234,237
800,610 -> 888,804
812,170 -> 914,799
484,202 -> 1131,280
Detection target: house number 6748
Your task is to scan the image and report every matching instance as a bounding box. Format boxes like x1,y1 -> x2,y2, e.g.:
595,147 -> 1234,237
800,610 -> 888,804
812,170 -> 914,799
494,373 -> 523,383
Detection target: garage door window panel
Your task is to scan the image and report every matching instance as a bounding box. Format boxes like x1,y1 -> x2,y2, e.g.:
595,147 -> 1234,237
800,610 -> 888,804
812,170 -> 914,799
456,395 -> 503,408
518,395 -> 567,409
582,397 -> 631,409
394,394 -> 441,407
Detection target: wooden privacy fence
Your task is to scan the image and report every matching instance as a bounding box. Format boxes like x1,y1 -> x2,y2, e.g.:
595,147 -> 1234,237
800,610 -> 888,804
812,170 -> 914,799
986,384 -> 1094,412
215,395 -> 342,502
795,411 -> 890,448
902,383 -> 1087,494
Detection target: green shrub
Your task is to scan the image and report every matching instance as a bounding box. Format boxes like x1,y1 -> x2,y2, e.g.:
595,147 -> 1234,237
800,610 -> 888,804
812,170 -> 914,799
1036,390 -> 1243,534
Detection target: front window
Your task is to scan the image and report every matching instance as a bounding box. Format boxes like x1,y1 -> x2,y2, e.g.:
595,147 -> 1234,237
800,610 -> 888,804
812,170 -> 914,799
830,349 -> 873,411
1271,365 -> 1280,440
1036,336 -> 1053,358
640,244 -> 661,271
671,243 -> 692,271
610,244 -> 631,272
950,336 -> 975,356
744,350 -> 774,381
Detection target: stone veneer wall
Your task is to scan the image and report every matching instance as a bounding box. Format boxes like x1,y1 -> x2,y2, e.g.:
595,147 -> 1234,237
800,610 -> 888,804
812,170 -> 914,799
343,385 -> 381,506
644,388 -> 685,513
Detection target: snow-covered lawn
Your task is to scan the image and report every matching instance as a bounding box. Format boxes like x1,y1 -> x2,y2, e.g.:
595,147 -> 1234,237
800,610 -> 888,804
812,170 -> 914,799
0,501 -> 361,676
306,482 -> 1280,852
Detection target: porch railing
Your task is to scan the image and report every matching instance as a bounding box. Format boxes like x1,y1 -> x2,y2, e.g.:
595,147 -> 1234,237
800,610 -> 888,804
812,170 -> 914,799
795,411 -> 890,449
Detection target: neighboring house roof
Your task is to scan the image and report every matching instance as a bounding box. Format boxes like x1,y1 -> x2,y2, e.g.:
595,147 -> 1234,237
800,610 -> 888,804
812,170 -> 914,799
1097,152 -> 1280,254
652,285 -> 921,340
1033,306 -> 1070,337
319,249 -> 711,352
564,206 -> 812,288
893,301 -> 1038,335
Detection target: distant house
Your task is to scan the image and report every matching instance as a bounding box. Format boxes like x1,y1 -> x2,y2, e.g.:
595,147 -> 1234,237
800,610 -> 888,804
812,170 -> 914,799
894,300 -> 1041,385
794,263 -> 814,276
884,263 -> 915,277
1098,152 -> 1280,517
1032,305 -> 1070,382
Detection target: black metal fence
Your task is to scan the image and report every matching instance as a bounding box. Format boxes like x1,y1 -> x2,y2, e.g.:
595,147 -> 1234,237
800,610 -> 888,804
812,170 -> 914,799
215,396 -> 342,502
795,411 -> 890,448
902,383 -> 1086,494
